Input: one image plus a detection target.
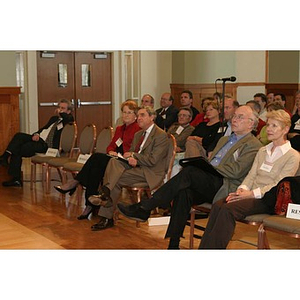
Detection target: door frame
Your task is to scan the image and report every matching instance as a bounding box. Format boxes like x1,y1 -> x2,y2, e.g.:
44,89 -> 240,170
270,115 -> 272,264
24,50 -> 123,133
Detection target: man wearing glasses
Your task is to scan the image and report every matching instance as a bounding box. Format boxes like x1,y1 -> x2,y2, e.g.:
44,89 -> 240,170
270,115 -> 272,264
118,105 -> 262,249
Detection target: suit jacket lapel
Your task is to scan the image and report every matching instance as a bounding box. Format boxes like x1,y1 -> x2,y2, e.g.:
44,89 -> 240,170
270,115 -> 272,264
141,125 -> 156,152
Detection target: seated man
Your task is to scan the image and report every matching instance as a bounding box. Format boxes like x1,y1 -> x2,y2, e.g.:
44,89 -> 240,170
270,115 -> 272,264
0,99 -> 74,187
155,92 -> 179,131
118,105 -> 262,249
89,106 -> 169,231
167,107 -> 194,152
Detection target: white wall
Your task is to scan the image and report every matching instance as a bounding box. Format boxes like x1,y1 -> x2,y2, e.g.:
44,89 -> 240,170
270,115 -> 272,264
140,51 -> 172,109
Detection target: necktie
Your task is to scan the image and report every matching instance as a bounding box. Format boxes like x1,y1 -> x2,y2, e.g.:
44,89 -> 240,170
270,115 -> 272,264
160,109 -> 166,116
134,131 -> 146,153
45,119 -> 60,148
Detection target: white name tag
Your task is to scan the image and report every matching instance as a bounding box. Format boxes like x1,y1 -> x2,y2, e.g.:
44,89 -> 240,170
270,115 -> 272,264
294,124 -> 300,130
77,154 -> 91,164
176,126 -> 184,135
57,122 -> 63,130
286,203 -> 300,220
260,162 -> 273,172
115,138 -> 123,147
162,114 -> 166,119
45,148 -> 59,157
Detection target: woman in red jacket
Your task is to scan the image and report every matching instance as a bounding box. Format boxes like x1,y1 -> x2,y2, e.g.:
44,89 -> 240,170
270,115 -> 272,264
55,100 -> 140,219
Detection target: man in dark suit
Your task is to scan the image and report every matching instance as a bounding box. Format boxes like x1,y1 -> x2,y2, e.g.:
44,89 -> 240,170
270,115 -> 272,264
180,90 -> 199,122
89,106 -> 169,231
155,92 -> 179,131
0,99 -> 74,187
118,105 -> 262,249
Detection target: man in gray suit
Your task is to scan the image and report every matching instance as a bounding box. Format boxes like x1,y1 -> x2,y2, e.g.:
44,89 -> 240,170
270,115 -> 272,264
89,106 -> 169,231
118,105 -> 263,249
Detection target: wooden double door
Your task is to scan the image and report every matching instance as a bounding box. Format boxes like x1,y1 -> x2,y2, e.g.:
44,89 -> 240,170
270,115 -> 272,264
37,51 -> 112,137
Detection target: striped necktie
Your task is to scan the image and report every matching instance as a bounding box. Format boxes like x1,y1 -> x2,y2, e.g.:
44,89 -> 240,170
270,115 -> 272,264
45,119 -> 60,148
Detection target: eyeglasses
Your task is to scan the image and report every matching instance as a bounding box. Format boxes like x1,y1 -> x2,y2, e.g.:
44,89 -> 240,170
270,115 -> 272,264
122,111 -> 135,115
232,114 -> 253,121
178,114 -> 191,118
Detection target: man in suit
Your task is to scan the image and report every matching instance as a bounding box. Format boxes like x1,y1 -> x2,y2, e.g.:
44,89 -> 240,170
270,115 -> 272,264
155,92 -> 179,131
0,99 -> 74,187
89,106 -> 169,231
118,105 -> 262,249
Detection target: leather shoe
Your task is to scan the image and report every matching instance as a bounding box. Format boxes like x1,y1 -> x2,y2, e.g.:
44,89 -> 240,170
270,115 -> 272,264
2,179 -> 23,187
88,186 -> 113,207
91,217 -> 114,231
117,202 -> 150,222
54,185 -> 76,196
77,205 -> 93,220
54,179 -> 79,196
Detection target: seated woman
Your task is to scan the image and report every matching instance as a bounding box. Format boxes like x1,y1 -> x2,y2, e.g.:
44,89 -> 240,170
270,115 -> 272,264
199,109 -> 300,249
257,101 -> 284,145
54,100 -> 140,219
184,100 -> 221,158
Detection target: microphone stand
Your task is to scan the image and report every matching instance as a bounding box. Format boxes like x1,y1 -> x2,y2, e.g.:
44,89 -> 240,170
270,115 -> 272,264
221,79 -> 226,133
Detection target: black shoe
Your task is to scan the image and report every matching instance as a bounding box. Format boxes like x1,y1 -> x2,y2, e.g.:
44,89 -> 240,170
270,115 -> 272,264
117,202 -> 151,222
91,217 -> 114,231
77,205 -> 93,220
2,179 -> 22,187
54,185 -> 76,196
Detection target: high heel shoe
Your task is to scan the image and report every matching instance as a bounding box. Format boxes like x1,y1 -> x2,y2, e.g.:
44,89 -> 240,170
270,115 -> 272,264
77,205 -> 93,220
54,185 -> 76,196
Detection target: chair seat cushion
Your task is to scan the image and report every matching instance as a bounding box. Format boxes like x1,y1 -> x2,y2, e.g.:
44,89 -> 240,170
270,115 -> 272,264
31,155 -> 56,164
63,162 -> 84,172
263,215 -> 300,234
125,183 -> 149,189
243,214 -> 271,223
48,157 -> 76,167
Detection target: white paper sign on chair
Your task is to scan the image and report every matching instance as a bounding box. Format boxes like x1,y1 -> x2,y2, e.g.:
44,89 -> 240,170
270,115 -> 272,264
286,203 -> 300,220
45,148 -> 59,157
77,154 -> 91,164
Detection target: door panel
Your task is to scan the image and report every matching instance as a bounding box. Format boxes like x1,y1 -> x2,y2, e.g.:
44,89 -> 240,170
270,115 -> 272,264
37,51 -> 75,128
74,52 -> 112,135
36,51 -> 112,138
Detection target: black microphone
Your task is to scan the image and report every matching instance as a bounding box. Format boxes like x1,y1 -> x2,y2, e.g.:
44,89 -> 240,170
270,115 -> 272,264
216,76 -> 236,82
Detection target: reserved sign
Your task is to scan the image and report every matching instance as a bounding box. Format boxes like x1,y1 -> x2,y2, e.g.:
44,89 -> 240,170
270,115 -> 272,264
45,148 -> 59,157
77,154 -> 91,164
286,203 -> 300,220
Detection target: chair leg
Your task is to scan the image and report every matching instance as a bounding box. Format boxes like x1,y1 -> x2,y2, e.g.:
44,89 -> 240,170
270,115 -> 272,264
189,209 -> 196,249
136,190 -> 143,228
258,224 -> 270,249
46,165 -> 51,194
30,163 -> 35,190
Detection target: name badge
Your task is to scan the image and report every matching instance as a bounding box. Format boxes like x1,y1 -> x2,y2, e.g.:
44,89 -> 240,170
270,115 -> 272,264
162,114 -> 166,119
294,124 -> 300,130
218,127 -> 223,133
260,162 -> 273,172
115,138 -> 123,147
77,154 -> 91,164
45,148 -> 59,157
57,122 -> 63,130
176,126 -> 184,135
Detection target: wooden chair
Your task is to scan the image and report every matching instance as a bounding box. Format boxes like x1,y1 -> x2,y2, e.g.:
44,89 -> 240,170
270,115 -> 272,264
46,123 -> 97,194
123,133 -> 177,227
188,202 -> 270,249
30,122 -> 77,192
62,126 -> 113,204
258,215 -> 300,249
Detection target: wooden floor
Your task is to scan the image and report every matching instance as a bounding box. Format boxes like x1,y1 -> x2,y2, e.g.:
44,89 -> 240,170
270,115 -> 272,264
0,158 -> 299,250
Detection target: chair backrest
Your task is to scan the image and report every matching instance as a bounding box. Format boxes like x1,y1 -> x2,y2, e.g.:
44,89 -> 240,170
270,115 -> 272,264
78,123 -> 97,155
59,122 -> 77,157
95,126 -> 114,153
165,133 -> 177,181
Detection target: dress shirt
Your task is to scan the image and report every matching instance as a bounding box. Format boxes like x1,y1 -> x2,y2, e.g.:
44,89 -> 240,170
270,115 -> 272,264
139,123 -> 155,153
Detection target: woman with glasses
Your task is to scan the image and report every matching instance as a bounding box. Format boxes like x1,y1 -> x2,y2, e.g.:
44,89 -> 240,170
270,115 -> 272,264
199,109 -> 300,249
54,100 -> 141,220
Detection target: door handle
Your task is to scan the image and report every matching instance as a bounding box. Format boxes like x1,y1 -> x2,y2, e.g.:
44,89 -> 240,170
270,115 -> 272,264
39,102 -> 58,107
78,101 -> 112,106
77,99 -> 81,108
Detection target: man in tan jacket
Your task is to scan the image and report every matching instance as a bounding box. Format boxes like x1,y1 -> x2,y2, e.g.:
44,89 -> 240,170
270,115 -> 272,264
90,106 -> 169,231
118,105 -> 263,248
